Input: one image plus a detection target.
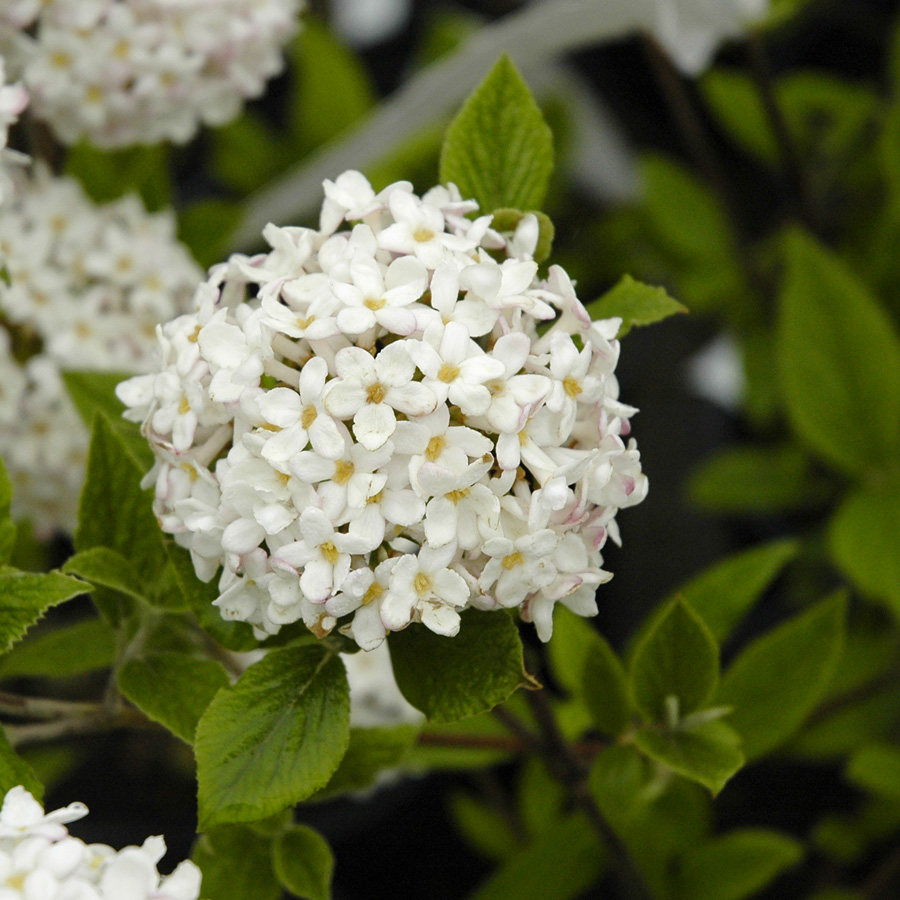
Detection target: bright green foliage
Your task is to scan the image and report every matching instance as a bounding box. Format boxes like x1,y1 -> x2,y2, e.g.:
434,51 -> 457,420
316,725 -> 419,798
777,231 -> 900,476
675,829 -> 804,900
195,644 -> 349,828
439,55 -> 554,214
668,540 -> 800,644
192,825 -> 282,900
689,445 -> 831,515
630,599 -> 719,723
718,594 -> 846,760
580,630 -> 631,737
450,791 -> 519,862
468,812 -> 603,900
117,653 -> 229,744
63,547 -> 150,604
0,618 -> 115,680
633,720 -> 744,795
847,743 -> 900,802
829,479 -> 900,616
272,825 -> 335,900
586,275 -> 687,336
390,611 -> 533,723
0,568 -> 87,654
65,142 -> 171,211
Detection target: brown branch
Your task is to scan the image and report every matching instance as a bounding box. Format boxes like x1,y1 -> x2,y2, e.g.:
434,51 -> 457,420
0,692 -> 101,720
4,708 -> 159,748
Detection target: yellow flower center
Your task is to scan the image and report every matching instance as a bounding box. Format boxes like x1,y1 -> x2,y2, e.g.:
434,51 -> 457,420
446,488 -> 470,505
178,396 -> 191,415
366,382 -> 386,404
365,297 -> 386,311
301,405 -> 317,428
333,459 -> 355,484
438,363 -> 460,383
414,572 -> 433,594
563,376 -> 582,399
320,541 -> 340,565
414,228 -> 435,243
425,436 -> 446,461
502,552 -> 524,570
362,582 -> 384,605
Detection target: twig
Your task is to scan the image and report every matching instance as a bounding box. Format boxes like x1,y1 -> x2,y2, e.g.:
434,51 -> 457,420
0,693 -> 99,720
5,708 -> 159,748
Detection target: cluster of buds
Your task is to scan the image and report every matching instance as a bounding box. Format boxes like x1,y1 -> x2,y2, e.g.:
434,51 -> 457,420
0,0 -> 302,146
119,171 -> 648,648
0,167 -> 201,532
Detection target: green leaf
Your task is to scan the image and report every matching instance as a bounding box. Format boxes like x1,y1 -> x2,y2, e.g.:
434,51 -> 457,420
468,812 -> 603,900
489,208 -> 555,263
75,414 -> 167,582
847,743 -> 900,802
633,721 -> 744,795
65,142 -> 171,211
829,479 -> 900,616
586,275 -> 687,337
450,792 -> 519,862
210,115 -> 290,195
675,829 -> 804,900
668,540 -> 800,644
0,522 -> 16,569
546,606 -> 600,696
777,231 -> 900,475
718,594 -> 846,760
272,825 -> 334,900
439,54 -> 554,214
118,653 -> 229,744
0,569 -> 87,654
289,20 -> 375,152
164,543 -> 257,652
62,371 -> 153,470
63,547 -> 149,603
700,70 -> 778,163
581,631 -> 631,737
178,200 -> 242,269
689,445 -> 832,515
195,644 -> 349,829
390,611 -> 532,723
0,457 -> 11,519
630,599 -> 719,723
402,710 -> 516,771
316,725 -> 419,798
0,618 -> 115,680
0,727 -> 43,800
192,825 -> 281,900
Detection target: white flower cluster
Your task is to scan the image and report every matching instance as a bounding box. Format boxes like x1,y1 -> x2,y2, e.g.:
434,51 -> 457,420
0,786 -> 201,900
0,0 -> 302,147
0,167 -> 201,533
119,171 -> 647,648
0,54 -> 26,202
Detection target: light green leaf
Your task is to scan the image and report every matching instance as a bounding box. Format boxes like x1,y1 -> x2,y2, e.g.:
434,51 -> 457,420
0,618 -> 115,680
675,829 -> 804,900
700,70 -> 778,163
630,599 -> 719,723
633,721 -> 744,795
689,445 -> 832,515
0,727 -> 43,800
468,812 -> 603,900
0,457 -> 11,519
65,142 -> 171,211
390,611 -> 533,723
581,631 -> 631,737
489,208 -> 555,263
178,200 -> 242,269
829,479 -> 900,616
777,231 -> 900,475
586,275 -> 687,337
195,644 -> 349,829
668,539 -> 800,644
439,54 -> 553,214
0,522 -> 16,569
75,414 -> 166,583
546,607 -> 600,696
450,792 -> 519,862
847,743 -> 900,802
315,725 -> 419,798
210,114 -> 290,195
192,825 -> 281,900
272,825 -> 334,900
63,547 -> 149,603
0,569 -> 87,654
117,653 -> 229,744
62,371 -> 153,470
718,594 -> 846,760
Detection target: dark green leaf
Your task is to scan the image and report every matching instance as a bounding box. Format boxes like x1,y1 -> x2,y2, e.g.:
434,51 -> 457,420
777,231 -> 900,475
847,743 -> 900,802
0,457 -> 11,519
63,547 -> 150,603
700,70 -> 778,163
450,792 -> 519,862
118,653 -> 229,744
718,594 -> 846,760
0,727 -> 43,800
390,611 -> 533,723
675,829 -> 804,900
518,756 -> 566,839
489,208 -> 555,263
402,710 -> 516,771
62,371 -> 153,470
633,721 -> 744,795
210,115 -> 290,195
272,825 -> 334,900
65,142 -> 171,211
195,644 -> 349,828
0,618 -> 115,680
439,54 -> 554,214
178,200 -> 243,269
630,599 -> 719,723
192,825 -> 281,900
586,275 -> 687,336
468,812 -> 603,900
581,631 -> 631,737
829,479 -> 900,616
0,569 -> 86,653
0,522 -> 16,568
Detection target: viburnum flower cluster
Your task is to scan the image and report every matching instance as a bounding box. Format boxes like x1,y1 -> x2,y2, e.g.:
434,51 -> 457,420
0,786 -> 201,899
0,54 -> 26,201
119,171 -> 648,648
0,167 -> 201,533
0,0 -> 302,147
